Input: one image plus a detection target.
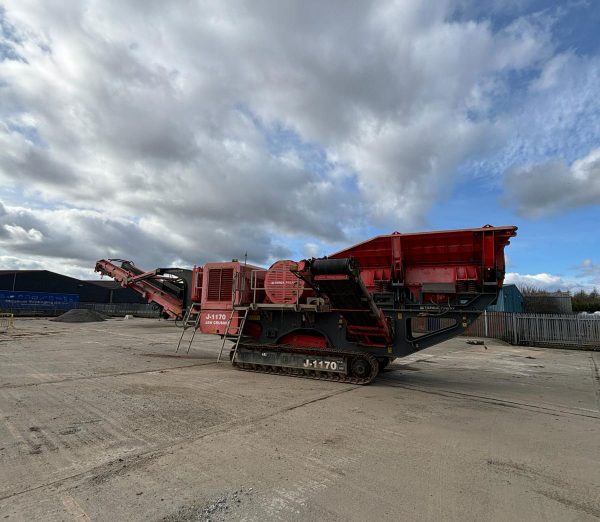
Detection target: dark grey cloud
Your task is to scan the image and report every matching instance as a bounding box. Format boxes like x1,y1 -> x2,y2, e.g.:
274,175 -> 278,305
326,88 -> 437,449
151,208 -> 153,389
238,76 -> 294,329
0,136 -> 80,185
0,202 -> 293,275
503,148 -> 600,217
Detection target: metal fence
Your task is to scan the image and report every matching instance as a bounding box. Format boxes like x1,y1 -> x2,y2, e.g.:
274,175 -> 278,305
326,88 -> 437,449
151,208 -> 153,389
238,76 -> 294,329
464,311 -> 600,349
0,301 -> 160,318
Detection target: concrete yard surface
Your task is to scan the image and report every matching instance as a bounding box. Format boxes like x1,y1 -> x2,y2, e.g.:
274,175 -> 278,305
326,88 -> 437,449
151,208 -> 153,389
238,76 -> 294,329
1,318 -> 599,521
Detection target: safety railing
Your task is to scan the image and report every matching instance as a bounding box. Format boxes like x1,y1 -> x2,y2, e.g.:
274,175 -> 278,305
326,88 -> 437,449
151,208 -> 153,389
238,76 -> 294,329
0,313 -> 15,332
248,268 -> 303,306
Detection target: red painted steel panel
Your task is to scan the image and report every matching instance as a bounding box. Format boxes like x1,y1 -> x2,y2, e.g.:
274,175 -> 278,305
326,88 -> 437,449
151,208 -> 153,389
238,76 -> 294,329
264,260 -> 306,304
328,225 -> 516,296
199,261 -> 265,335
278,331 -> 328,348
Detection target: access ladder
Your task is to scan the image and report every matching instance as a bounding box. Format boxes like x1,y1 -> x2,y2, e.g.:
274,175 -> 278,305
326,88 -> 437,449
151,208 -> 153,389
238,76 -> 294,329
217,307 -> 249,363
175,303 -> 202,354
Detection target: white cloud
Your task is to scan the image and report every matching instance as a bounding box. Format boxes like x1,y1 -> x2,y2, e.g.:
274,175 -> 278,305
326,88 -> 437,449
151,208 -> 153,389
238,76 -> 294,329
0,1 -> 577,276
1,224 -> 43,243
579,259 -> 600,284
470,49 -> 600,187
530,53 -> 572,91
302,242 -> 322,259
0,255 -> 97,280
503,147 -> 600,217
506,272 -> 567,290
506,268 -> 600,293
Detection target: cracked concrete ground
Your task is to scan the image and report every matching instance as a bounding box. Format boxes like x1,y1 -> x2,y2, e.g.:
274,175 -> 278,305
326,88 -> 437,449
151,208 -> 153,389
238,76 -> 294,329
0,317 -> 599,521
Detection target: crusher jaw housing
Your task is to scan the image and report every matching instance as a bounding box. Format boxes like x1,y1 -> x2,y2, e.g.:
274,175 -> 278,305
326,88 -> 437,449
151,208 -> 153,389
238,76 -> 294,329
96,225 -> 517,384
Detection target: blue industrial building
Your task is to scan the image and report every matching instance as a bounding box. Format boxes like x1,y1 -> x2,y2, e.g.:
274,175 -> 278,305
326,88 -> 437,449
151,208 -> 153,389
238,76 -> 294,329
0,270 -> 145,313
487,284 -> 524,313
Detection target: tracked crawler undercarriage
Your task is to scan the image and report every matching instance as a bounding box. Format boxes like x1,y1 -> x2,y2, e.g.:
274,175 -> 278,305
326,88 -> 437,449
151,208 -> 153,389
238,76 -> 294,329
231,344 -> 382,384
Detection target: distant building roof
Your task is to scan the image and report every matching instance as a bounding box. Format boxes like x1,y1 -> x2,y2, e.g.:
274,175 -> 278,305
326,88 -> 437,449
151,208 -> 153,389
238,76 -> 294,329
0,269 -> 83,283
0,270 -> 46,274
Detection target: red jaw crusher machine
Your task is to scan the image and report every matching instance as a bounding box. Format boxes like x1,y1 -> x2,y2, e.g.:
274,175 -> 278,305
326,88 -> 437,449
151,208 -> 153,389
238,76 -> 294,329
96,225 -> 517,384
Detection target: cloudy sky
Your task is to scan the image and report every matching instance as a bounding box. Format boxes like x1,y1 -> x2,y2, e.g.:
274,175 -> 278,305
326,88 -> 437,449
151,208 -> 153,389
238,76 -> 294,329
0,1 -> 599,291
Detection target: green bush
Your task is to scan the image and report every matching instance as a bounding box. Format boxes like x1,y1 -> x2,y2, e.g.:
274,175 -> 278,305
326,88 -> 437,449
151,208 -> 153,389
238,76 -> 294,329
572,289 -> 600,313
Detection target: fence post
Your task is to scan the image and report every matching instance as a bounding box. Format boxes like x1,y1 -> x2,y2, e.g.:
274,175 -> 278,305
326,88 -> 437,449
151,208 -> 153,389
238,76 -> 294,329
484,310 -> 488,338
576,314 -> 581,349
511,313 -> 518,345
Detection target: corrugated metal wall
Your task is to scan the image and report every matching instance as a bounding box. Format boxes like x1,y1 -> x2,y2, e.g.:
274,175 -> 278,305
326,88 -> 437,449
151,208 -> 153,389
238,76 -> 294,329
486,284 -> 524,313
523,294 -> 573,314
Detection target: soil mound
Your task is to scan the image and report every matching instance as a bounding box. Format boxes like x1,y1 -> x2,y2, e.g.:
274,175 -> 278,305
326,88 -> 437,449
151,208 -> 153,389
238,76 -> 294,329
51,309 -> 106,323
